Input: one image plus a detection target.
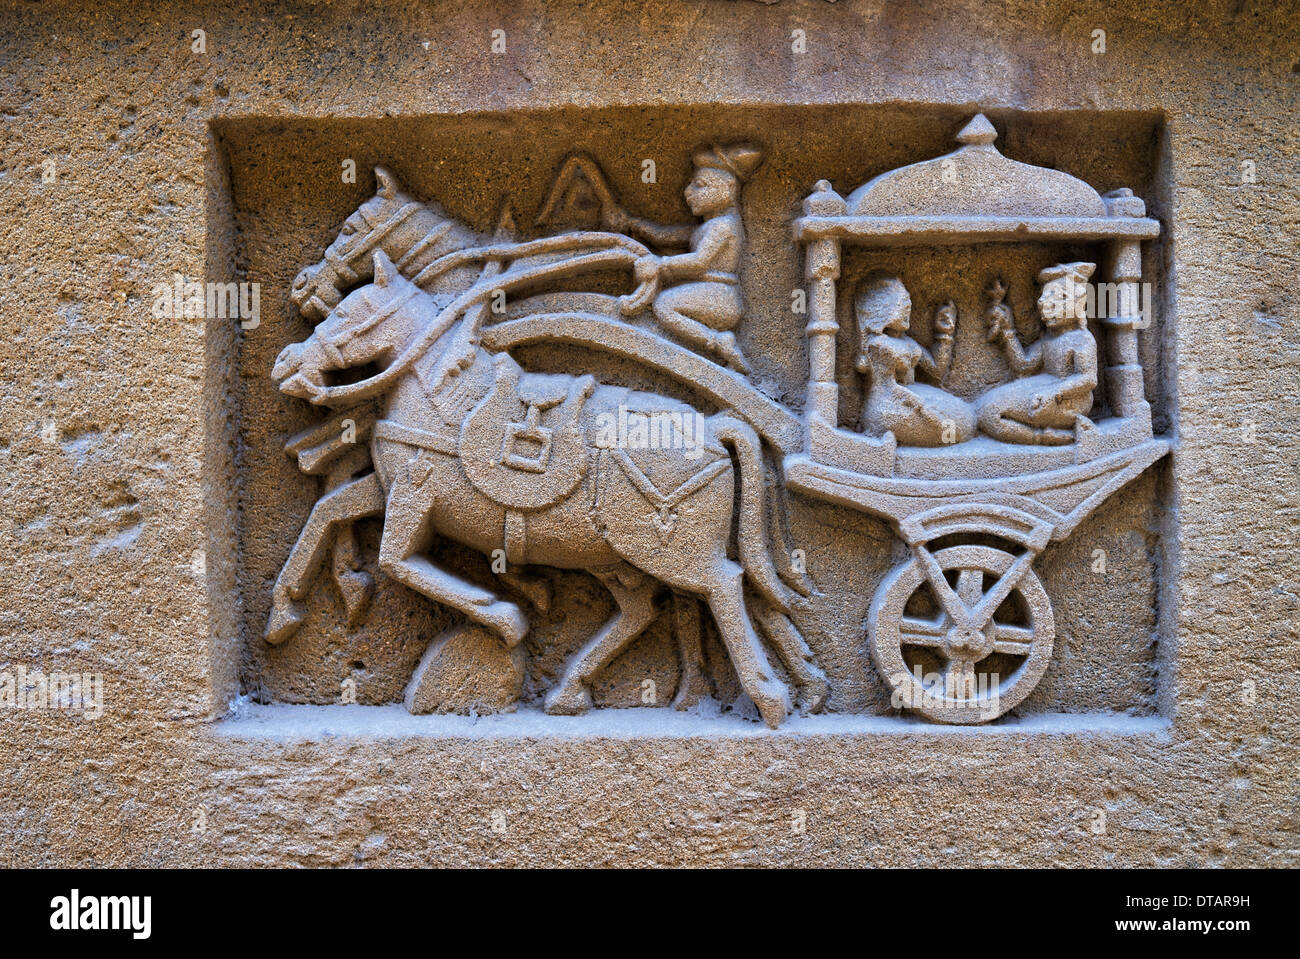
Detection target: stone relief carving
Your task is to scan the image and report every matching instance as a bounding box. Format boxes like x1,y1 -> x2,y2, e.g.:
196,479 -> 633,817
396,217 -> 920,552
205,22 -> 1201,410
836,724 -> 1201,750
537,143 -> 763,371
978,264 -> 1100,446
854,275 -> 974,447
264,113 -> 1169,727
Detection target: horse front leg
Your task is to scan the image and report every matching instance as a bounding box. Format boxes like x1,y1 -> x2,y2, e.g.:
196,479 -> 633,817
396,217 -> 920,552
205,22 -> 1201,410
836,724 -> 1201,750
377,473 -> 528,646
267,472 -> 386,645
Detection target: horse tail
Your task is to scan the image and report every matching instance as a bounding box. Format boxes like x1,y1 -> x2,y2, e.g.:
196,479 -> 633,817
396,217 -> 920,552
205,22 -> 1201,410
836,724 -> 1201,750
764,455 -> 815,598
713,416 -> 791,613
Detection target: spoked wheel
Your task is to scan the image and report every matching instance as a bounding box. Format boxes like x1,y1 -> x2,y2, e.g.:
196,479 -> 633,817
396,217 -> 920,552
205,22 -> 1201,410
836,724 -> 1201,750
869,544 -> 1054,724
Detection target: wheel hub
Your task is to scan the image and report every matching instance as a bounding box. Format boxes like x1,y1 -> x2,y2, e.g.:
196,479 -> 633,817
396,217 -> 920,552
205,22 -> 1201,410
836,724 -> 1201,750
942,624 -> 993,660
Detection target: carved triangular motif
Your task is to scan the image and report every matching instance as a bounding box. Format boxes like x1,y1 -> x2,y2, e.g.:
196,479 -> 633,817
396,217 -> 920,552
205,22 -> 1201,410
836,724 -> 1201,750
535,153 -> 614,229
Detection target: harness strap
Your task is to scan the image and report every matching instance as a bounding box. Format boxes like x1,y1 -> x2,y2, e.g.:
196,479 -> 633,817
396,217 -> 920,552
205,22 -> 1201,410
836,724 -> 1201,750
612,449 -> 730,510
396,220 -> 456,272
504,511 -> 527,566
329,202 -> 423,284
373,419 -> 458,456
309,245 -> 641,405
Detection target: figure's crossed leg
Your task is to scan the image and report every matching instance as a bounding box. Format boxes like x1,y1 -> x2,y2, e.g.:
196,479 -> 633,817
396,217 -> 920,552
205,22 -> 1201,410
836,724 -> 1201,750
652,283 -> 750,373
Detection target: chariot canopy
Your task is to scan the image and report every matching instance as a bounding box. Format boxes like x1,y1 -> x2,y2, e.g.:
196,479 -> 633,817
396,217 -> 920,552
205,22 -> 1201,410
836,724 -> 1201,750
792,112 -> 1164,483
795,113 -> 1161,245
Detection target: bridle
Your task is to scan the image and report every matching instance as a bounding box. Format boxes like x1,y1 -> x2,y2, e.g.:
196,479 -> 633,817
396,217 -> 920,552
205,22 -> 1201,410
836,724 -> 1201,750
321,200 -> 424,287
317,283 -> 424,369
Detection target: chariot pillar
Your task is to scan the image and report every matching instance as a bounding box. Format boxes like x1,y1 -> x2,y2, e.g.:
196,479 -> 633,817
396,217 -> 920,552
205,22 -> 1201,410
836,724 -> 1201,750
802,180 -> 846,430
1102,188 -> 1153,431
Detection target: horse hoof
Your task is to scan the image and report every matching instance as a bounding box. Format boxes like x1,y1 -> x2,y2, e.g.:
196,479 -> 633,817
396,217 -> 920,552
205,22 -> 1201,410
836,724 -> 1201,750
712,332 -> 752,375
482,600 -> 528,648
265,595 -> 306,645
754,687 -> 793,730
544,682 -> 593,716
797,675 -> 829,715
337,570 -> 374,627
671,671 -> 712,711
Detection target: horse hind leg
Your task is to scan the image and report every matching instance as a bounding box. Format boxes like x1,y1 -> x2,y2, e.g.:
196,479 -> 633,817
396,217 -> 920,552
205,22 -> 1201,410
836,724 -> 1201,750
267,472 -> 386,645
701,564 -> 792,729
545,566 -> 658,716
752,599 -> 827,714
671,593 -> 712,710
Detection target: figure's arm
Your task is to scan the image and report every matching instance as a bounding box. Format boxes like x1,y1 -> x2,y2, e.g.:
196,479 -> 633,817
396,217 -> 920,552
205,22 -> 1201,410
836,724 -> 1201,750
603,206 -> 694,248
985,280 -> 1041,376
916,343 -> 939,380
1006,335 -> 1043,375
918,301 -> 956,381
988,310 -> 1041,375
655,219 -> 730,283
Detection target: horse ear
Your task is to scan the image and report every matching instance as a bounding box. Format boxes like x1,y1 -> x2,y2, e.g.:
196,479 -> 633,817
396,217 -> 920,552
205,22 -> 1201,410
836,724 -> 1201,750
374,166 -> 400,199
373,250 -> 396,287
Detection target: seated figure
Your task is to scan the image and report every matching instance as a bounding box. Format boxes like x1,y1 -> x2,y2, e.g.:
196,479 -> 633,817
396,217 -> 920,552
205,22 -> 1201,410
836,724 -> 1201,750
602,143 -> 762,373
855,275 -> 976,447
977,263 -> 1099,445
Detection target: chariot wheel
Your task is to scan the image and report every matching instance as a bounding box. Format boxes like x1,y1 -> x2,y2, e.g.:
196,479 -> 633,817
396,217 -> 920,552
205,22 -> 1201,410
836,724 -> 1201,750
869,544 -> 1054,724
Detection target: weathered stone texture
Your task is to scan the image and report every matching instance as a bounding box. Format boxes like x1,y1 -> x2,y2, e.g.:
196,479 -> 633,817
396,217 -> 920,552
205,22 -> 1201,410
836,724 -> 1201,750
0,0 -> 1296,866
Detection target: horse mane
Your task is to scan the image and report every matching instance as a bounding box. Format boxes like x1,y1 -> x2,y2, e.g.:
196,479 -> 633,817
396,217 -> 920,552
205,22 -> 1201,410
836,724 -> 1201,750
421,291 -> 482,394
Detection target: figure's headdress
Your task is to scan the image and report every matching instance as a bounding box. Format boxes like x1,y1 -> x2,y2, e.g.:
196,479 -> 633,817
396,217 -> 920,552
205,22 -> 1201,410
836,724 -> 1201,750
1037,261 -> 1095,285
1038,261 -> 1095,327
855,274 -> 912,345
693,143 -> 764,182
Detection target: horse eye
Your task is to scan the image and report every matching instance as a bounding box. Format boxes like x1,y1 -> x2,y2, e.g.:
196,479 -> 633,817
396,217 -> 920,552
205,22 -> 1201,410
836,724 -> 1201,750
341,224 -> 356,236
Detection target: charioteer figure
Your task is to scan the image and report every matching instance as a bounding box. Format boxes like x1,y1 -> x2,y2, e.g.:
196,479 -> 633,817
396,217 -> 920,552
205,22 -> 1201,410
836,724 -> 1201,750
602,143 -> 763,373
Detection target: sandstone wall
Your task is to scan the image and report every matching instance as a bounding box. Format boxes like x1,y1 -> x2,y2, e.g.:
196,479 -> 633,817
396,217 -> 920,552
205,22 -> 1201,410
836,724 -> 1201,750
1,0 -> 1296,866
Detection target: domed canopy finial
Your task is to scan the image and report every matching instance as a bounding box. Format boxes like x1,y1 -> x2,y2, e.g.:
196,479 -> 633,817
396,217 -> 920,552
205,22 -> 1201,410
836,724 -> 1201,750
956,113 -> 998,147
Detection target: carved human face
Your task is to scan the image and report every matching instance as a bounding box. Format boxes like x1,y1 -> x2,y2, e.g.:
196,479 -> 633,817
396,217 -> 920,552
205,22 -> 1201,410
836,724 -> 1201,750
1038,276 -> 1089,328
684,167 -> 736,216
854,278 -> 911,339
884,294 -> 912,336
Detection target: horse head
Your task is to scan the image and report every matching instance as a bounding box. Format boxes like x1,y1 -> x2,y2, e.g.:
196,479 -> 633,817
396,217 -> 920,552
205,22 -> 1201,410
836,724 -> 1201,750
275,250 -> 435,404
290,167 -> 476,321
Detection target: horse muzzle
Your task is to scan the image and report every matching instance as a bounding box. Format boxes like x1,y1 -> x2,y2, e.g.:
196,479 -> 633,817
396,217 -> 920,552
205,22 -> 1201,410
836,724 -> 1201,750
272,342 -> 304,383
290,265 -> 342,320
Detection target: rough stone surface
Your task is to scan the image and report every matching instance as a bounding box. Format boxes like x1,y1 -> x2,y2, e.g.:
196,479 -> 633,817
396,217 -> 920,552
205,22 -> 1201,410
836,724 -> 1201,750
0,0 -> 1296,866
404,625 -> 525,716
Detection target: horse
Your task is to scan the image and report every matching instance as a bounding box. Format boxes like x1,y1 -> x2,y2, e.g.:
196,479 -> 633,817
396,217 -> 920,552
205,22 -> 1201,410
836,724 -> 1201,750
289,166 -> 483,322
273,166 -> 648,646
270,248 -> 826,727
270,167 -> 514,647
272,165 -> 776,711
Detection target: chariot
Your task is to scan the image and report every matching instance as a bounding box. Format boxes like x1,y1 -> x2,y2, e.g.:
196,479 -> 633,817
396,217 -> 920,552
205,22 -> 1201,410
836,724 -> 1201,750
783,115 -> 1170,723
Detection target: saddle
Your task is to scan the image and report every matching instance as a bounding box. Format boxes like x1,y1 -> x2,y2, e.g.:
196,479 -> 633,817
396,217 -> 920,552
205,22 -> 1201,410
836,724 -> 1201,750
460,354 -> 594,511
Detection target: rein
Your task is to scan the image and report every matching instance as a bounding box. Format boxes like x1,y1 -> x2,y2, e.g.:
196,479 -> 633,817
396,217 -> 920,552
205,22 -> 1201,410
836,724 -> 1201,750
305,235 -> 649,406
410,231 -> 650,288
